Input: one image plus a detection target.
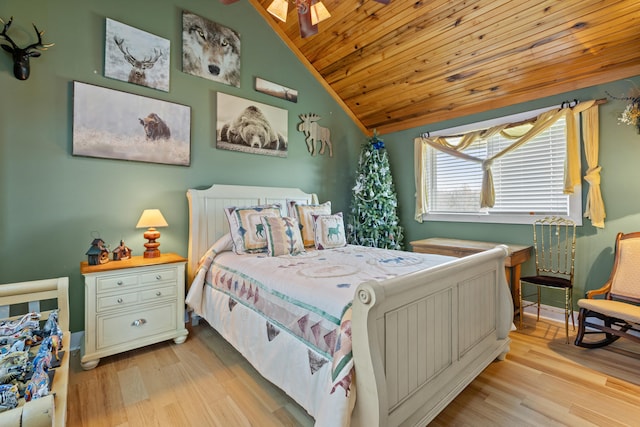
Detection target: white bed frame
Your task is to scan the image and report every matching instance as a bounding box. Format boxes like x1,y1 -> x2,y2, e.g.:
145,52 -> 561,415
187,184 -> 513,427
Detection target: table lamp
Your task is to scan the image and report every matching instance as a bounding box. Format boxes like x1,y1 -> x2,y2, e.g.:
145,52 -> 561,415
136,209 -> 168,258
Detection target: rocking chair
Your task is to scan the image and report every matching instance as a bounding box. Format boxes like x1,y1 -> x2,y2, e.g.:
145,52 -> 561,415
575,231 -> 640,348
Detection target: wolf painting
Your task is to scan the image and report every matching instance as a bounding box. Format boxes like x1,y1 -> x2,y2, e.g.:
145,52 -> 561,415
182,11 -> 241,87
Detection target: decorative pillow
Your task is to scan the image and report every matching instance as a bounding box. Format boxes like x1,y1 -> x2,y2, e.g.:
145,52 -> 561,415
224,204 -> 282,254
261,216 -> 305,257
313,212 -> 347,250
288,201 -> 331,247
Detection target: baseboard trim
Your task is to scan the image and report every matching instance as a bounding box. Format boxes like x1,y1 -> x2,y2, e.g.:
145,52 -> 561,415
521,301 -> 571,324
70,331 -> 84,352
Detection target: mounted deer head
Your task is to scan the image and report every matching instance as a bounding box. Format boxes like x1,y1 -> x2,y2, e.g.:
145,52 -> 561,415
0,16 -> 54,80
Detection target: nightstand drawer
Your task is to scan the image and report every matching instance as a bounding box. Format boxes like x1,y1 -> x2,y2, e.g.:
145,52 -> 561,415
140,284 -> 176,303
97,291 -> 139,311
97,303 -> 177,349
141,268 -> 176,284
97,275 -> 139,293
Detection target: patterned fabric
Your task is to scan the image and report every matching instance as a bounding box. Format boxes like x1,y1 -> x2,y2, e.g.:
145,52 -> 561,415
313,212 -> 347,250
185,244 -> 457,427
331,305 -> 353,395
224,204 -> 281,254
261,216 -> 305,256
288,201 -> 331,247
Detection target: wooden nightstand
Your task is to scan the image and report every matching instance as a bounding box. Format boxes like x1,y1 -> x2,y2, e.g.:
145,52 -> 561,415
80,253 -> 189,370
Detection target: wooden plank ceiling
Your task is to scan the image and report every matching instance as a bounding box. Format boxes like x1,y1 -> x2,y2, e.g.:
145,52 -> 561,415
248,0 -> 640,135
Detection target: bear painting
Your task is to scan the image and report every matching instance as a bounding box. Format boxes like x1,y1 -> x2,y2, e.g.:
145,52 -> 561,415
216,93 -> 288,158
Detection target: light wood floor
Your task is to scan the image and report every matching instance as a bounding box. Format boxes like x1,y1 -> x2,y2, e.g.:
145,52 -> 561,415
67,316 -> 640,427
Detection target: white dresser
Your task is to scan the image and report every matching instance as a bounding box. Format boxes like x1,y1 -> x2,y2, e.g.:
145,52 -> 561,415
80,253 -> 189,370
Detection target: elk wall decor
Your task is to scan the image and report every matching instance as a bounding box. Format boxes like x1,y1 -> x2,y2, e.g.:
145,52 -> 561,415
298,113 -> 333,157
0,16 -> 54,80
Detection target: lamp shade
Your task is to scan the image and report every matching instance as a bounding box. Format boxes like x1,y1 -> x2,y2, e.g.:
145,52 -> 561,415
267,0 -> 289,22
136,209 -> 168,229
311,1 -> 331,25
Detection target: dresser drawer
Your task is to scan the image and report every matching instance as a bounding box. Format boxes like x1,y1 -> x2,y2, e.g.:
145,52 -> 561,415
141,268 -> 177,284
97,274 -> 139,293
140,284 -> 176,303
97,303 -> 177,349
97,291 -> 139,312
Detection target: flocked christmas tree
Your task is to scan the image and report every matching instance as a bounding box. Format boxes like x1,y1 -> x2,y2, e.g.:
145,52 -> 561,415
346,132 -> 404,250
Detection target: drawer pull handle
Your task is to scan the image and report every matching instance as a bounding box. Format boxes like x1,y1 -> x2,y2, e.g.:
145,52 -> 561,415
156,291 -> 162,296
155,275 -> 162,280
131,319 -> 147,327
117,298 -> 123,304
117,281 -> 124,286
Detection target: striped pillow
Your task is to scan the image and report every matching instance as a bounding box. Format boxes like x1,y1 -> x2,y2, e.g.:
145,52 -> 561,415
287,201 -> 331,247
261,216 -> 305,256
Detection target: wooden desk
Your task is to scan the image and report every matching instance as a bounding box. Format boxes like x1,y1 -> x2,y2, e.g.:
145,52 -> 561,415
411,238 -> 532,306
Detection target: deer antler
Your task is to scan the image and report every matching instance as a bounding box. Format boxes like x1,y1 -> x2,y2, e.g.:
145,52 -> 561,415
0,16 -> 54,80
114,36 -> 161,69
0,17 -> 54,51
28,23 -> 55,51
0,16 -> 18,49
114,36 -> 136,66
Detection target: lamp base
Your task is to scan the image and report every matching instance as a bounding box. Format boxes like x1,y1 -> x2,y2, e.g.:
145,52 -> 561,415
143,228 -> 162,258
143,247 -> 161,258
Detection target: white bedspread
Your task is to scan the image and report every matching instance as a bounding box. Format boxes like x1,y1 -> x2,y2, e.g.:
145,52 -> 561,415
186,235 -> 455,426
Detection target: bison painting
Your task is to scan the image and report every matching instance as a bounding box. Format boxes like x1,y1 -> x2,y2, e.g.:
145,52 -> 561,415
139,113 -> 171,140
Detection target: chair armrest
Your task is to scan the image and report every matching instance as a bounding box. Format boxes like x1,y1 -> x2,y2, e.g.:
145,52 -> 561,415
586,282 -> 612,299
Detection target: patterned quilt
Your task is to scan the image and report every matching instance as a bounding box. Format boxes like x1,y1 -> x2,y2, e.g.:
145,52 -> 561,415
186,235 -> 454,426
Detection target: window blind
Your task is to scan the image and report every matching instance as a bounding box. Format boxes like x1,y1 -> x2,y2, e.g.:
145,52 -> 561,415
427,118 -> 568,216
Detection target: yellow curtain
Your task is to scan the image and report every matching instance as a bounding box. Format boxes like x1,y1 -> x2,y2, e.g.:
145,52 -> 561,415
414,101 -> 605,226
419,108 -> 567,208
414,138 -> 428,222
581,104 -> 606,228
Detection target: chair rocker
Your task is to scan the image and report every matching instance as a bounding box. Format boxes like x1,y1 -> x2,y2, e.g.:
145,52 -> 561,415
519,217 -> 576,343
575,231 -> 640,348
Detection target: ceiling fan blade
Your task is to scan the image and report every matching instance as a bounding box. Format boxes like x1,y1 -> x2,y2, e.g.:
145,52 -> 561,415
219,0 -> 240,4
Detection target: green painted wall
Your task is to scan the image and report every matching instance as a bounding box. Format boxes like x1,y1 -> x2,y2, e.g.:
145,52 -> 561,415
382,75 -> 640,310
0,0 -> 365,332
2,0 -> 638,331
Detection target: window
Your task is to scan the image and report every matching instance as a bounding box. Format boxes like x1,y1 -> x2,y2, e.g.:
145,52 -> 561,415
422,108 -> 582,225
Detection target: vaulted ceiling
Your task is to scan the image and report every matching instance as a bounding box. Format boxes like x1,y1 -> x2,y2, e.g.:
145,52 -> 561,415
248,0 -> 640,135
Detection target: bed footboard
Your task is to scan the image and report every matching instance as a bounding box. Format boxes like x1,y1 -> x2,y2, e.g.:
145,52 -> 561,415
351,246 -> 512,427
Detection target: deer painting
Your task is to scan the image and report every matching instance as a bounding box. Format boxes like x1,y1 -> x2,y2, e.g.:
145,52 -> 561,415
114,36 -> 162,87
298,113 -> 333,157
0,17 -> 54,80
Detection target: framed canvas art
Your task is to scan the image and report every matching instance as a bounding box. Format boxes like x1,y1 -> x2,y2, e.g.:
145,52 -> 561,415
72,81 -> 191,166
105,18 -> 170,92
182,11 -> 241,87
255,77 -> 298,103
216,92 -> 287,157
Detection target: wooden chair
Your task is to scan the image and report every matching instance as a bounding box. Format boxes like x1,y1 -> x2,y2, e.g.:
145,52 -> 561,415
519,217 -> 577,343
575,232 -> 640,348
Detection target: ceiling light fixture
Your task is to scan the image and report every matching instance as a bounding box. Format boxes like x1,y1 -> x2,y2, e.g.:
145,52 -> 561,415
266,0 -> 331,25
267,0 -> 289,22
310,1 -> 331,25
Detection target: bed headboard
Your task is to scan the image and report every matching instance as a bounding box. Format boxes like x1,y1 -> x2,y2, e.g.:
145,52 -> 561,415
186,184 -> 318,284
